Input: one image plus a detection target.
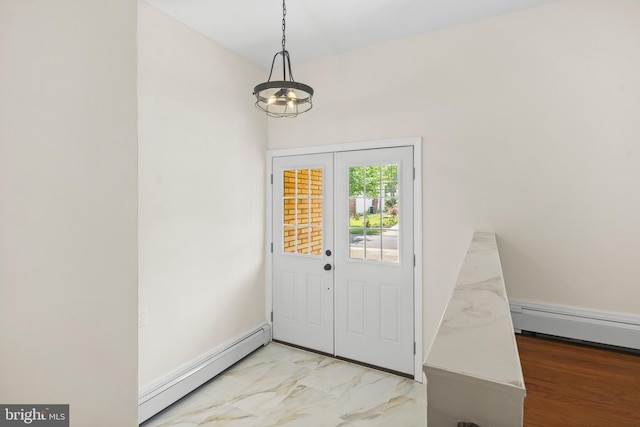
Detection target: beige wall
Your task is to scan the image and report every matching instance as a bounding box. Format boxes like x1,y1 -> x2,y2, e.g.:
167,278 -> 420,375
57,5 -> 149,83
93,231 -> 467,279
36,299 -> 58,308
3,0 -> 638,417
268,0 -> 640,352
138,1 -> 267,388
0,1 -> 138,425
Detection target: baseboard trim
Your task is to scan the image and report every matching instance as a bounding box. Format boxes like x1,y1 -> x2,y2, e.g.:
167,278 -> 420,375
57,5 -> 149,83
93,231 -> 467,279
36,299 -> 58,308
138,321 -> 272,424
510,300 -> 640,350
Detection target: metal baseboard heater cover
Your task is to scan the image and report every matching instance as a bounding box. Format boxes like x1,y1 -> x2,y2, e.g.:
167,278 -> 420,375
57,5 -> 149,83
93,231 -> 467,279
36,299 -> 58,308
138,322 -> 271,423
510,300 -> 640,350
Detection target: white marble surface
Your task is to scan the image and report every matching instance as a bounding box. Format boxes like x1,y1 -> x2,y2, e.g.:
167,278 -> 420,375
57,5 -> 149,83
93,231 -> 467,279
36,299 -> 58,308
142,342 -> 426,426
425,232 -> 525,391
423,232 -> 525,426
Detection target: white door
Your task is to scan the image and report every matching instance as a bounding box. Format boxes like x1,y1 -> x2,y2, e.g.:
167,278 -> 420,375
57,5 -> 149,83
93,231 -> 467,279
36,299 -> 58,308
335,147 -> 414,374
272,147 -> 414,375
272,154 -> 334,354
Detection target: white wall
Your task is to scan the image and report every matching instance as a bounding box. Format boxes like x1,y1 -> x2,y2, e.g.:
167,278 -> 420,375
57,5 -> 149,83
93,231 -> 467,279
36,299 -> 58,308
0,1 -> 138,425
268,0 -> 640,353
138,1 -> 267,388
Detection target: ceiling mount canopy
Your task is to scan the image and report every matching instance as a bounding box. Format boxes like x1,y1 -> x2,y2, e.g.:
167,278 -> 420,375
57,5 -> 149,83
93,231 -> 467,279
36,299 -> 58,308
253,0 -> 313,118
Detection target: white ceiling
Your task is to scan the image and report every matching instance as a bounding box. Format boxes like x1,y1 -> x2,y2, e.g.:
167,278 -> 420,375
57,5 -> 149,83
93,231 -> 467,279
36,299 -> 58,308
146,0 -> 557,69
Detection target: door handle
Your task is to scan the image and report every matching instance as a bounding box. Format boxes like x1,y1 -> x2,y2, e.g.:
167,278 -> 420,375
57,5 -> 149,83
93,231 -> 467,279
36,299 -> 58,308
324,263 -> 332,271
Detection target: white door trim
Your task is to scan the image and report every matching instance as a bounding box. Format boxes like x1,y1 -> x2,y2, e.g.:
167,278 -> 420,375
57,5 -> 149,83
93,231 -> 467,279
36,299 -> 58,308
266,137 -> 423,382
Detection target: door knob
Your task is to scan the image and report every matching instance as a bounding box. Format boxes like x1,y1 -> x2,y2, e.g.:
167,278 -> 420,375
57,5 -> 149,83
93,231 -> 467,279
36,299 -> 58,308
324,263 -> 332,271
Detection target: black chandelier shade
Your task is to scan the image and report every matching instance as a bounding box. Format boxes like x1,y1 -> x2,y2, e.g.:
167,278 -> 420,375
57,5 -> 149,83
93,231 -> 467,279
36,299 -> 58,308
253,52 -> 314,118
253,78 -> 314,118
253,1 -> 313,118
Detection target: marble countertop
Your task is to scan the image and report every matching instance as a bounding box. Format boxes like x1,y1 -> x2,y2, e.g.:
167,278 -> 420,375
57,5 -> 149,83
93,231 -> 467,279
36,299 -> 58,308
424,232 -> 525,392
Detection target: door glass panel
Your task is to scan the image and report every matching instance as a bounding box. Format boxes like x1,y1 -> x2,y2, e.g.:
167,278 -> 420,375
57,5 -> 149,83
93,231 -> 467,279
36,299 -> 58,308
297,227 -> 309,253
284,199 -> 295,225
297,169 -> 309,196
310,169 -> 323,196
349,198 -> 365,260
284,226 -> 296,253
283,168 -> 322,255
310,199 -> 322,226
310,228 -> 322,255
348,164 -> 399,262
284,170 -> 296,196
297,199 -> 309,225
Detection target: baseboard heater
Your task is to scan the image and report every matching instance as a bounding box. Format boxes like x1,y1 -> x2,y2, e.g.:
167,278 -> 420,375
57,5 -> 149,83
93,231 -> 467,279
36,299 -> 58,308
510,300 -> 640,350
138,321 -> 271,424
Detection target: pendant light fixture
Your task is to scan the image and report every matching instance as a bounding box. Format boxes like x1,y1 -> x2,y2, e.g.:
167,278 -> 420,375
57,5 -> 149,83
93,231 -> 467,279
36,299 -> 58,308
253,0 -> 313,118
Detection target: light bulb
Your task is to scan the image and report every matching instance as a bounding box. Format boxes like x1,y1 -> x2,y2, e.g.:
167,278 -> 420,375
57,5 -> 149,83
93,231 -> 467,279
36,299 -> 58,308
287,90 -> 297,99
267,95 -> 277,105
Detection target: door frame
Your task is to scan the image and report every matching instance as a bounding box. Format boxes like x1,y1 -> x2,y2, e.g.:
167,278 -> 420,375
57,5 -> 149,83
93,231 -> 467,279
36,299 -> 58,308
265,137 -> 423,382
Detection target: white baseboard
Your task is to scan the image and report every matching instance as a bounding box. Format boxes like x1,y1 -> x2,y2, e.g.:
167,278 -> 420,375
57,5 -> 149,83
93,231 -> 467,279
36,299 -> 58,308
510,300 -> 640,350
138,321 -> 272,424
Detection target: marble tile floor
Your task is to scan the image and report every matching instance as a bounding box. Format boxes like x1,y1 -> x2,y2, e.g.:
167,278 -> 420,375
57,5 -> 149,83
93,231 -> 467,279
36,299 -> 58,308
141,342 -> 426,427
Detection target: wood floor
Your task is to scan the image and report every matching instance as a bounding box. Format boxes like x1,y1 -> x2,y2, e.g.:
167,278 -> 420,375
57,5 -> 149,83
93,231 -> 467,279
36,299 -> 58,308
516,334 -> 640,427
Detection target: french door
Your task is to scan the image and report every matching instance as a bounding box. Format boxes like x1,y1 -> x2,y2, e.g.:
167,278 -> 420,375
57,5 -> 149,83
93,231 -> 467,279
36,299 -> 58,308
272,153 -> 334,354
272,147 -> 415,375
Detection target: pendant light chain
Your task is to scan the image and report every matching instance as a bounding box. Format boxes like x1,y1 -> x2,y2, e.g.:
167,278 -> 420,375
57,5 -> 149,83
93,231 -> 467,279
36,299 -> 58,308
281,0 -> 288,81
253,0 -> 313,117
281,0 -> 287,52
